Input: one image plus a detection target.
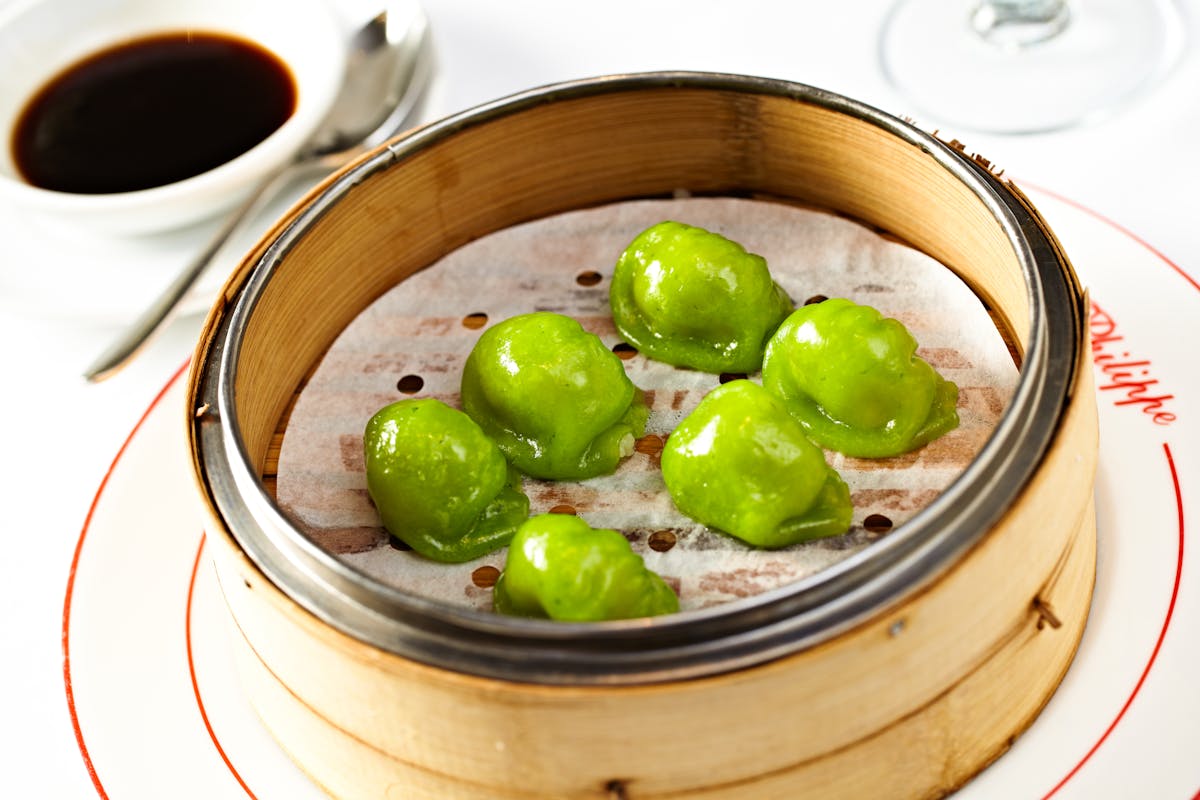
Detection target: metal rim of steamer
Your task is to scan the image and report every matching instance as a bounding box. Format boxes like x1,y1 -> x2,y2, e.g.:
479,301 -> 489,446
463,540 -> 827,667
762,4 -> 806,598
194,72 -> 1085,686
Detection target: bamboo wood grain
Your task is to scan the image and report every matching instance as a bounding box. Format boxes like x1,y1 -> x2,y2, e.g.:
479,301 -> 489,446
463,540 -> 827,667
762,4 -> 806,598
208,375 -> 1094,798
220,89 -> 1034,475
204,360 -> 1096,798
188,81 -> 1098,798
218,501 -> 1094,800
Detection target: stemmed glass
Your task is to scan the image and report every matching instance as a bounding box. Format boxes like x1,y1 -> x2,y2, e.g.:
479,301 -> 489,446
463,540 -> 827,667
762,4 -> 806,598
879,0 -> 1186,134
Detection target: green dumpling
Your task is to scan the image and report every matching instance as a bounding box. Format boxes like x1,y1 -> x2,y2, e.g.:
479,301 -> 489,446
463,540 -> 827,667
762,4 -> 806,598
461,311 -> 649,480
363,398 -> 529,562
762,298 -> 959,458
493,513 -> 679,621
609,221 -> 793,373
661,380 -> 852,548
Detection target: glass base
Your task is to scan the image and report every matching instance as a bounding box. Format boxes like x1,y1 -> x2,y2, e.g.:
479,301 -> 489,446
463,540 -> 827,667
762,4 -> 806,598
879,0 -> 1185,134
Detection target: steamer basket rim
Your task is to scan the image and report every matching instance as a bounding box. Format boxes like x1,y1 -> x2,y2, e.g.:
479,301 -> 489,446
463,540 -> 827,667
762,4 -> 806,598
192,70 -> 1085,685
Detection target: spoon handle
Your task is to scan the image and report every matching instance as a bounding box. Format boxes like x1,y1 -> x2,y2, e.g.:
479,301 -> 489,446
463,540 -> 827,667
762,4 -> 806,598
82,158 -> 296,382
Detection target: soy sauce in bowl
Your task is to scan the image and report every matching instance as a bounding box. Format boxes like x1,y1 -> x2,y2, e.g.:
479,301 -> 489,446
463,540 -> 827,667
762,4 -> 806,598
12,31 -> 296,195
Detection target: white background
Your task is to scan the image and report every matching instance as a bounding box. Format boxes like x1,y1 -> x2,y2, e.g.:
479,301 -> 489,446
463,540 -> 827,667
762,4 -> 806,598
2,1 -> 1198,797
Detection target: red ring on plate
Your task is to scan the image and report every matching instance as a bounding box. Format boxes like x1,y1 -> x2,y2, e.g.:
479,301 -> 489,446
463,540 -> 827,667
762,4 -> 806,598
1019,179 -> 1200,295
1040,442 -> 1185,799
62,358 -> 190,799
187,535 -> 257,798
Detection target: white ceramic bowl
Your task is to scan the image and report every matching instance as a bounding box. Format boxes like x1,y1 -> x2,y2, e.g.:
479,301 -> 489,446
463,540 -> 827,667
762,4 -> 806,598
0,0 -> 347,235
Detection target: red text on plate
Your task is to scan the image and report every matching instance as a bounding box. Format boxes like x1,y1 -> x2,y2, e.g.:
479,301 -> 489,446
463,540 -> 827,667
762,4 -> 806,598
1090,301 -> 1176,425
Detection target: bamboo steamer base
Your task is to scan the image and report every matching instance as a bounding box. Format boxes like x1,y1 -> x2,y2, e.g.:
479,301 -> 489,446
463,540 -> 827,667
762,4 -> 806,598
207,366 -> 1096,799
188,75 -> 1099,799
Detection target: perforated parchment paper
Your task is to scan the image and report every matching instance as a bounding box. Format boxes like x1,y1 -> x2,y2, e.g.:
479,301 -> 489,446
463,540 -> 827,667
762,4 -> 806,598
275,196 -> 1018,612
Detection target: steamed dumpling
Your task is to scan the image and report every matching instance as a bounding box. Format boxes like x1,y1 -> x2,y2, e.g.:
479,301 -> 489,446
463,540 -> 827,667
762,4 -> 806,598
661,380 -> 852,548
363,398 -> 529,562
762,298 -> 959,457
461,312 -> 648,480
610,221 -> 792,373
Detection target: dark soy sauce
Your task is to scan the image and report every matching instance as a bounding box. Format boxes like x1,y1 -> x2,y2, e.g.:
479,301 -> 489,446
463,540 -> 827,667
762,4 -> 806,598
12,31 -> 296,194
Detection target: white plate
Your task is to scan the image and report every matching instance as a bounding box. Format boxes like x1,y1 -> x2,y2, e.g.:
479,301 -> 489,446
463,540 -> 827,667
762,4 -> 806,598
61,185 -> 1200,798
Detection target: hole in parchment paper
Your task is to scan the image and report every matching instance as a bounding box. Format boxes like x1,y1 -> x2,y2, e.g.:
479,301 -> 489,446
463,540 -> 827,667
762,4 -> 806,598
576,270 -> 603,286
648,530 -> 677,552
863,513 -> 894,533
462,312 -> 488,329
612,342 -> 637,360
471,565 -> 501,588
634,434 -> 664,456
549,504 -> 577,515
396,374 -> 424,394
805,294 -> 829,305
718,372 -> 747,384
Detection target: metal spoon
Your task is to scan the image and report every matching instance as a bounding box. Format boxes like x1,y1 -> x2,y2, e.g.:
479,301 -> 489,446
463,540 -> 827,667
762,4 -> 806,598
83,1 -> 433,382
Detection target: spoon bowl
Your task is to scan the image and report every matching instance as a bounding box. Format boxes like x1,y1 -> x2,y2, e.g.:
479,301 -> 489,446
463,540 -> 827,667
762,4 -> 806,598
308,3 -> 433,159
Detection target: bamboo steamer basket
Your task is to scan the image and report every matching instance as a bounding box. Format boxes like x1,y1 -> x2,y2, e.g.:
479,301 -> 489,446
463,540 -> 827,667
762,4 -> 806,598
186,73 -> 1097,799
